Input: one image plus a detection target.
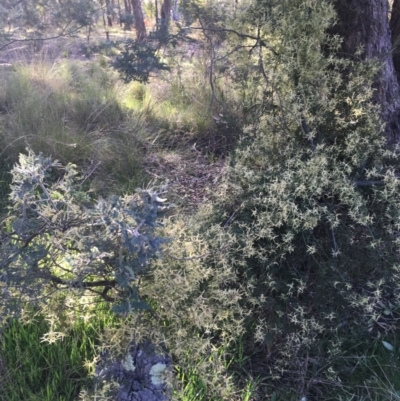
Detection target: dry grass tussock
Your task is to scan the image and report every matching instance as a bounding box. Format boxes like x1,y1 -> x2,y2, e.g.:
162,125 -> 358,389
0,42 -> 147,199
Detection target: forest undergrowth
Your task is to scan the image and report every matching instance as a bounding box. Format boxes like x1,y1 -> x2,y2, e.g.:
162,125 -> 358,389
0,31 -> 247,401
2,3 -> 400,400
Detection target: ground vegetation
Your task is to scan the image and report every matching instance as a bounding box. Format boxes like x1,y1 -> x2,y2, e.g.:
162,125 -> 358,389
1,1 -> 400,401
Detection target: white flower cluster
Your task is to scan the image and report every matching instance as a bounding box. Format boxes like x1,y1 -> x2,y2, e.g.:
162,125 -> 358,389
122,353 -> 136,372
149,362 -> 167,385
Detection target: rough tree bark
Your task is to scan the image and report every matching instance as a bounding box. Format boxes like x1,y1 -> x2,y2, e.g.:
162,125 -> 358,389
131,0 -> 147,41
391,0 -> 400,80
331,0 -> 400,143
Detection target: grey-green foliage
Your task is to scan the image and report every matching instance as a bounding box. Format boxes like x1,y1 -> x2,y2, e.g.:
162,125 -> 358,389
195,0 -> 400,397
0,149 -> 170,324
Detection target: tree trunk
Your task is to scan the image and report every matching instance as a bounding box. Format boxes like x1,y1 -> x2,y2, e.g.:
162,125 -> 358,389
390,0 -> 400,80
155,0 -> 159,26
172,0 -> 180,21
117,0 -> 123,27
131,0 -> 147,41
123,0 -> 132,30
124,0 -> 131,14
161,0 -> 171,25
331,0 -> 400,143
105,0 -> 113,26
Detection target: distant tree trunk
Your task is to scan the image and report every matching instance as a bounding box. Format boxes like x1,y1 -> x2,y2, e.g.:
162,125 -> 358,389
330,0 -> 400,143
155,0 -> 159,26
172,0 -> 180,21
101,0 -> 107,28
161,0 -> 171,24
105,0 -> 113,26
123,0 -> 132,29
131,0 -> 147,41
117,0 -> 123,27
87,25 -> 92,43
124,0 -> 131,14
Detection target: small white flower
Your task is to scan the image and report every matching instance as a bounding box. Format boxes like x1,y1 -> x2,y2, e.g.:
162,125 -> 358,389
149,362 -> 167,385
122,354 -> 136,372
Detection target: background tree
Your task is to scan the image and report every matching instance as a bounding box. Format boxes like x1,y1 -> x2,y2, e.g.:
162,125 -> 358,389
105,0 -> 114,26
391,0 -> 400,79
331,0 -> 400,142
0,0 -> 100,51
131,0 -> 147,41
161,0 -> 171,25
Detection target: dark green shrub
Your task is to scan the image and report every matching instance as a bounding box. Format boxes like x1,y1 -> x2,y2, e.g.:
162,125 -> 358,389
192,0 -> 400,398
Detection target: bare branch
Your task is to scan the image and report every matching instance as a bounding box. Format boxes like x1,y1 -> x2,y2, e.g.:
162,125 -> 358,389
0,22 -> 83,51
354,180 -> 386,186
187,26 -> 270,49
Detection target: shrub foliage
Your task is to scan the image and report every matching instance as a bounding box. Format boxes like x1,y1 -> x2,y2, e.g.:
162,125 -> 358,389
2,0 -> 400,399
191,0 -> 400,397
0,149 -> 170,323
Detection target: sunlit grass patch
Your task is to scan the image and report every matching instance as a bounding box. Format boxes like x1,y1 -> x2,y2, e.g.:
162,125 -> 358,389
0,56 -> 147,199
0,308 -> 115,401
